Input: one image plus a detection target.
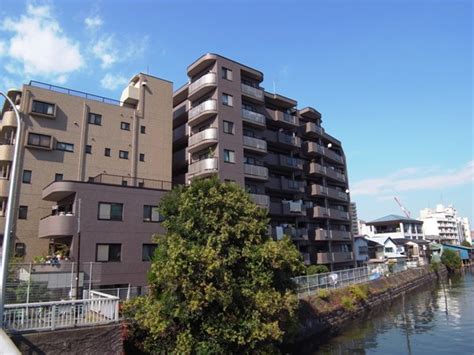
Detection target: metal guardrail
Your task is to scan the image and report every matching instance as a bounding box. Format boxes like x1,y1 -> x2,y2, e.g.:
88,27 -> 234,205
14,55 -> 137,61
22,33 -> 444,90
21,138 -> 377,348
3,291 -> 119,332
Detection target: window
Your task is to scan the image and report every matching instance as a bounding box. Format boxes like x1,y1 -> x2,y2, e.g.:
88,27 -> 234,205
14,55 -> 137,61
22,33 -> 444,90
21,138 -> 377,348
222,67 -> 233,80
223,149 -> 235,163
140,126 -> 146,134
88,177 -> 95,182
85,145 -> 92,154
54,173 -> 63,181
18,206 -> 28,219
31,100 -> 55,116
120,122 -> 130,131
14,243 -> 26,257
22,170 -> 32,184
139,153 -> 145,162
96,244 -> 121,262
143,205 -> 160,222
27,133 -> 51,148
222,93 -> 233,106
56,142 -> 74,152
104,148 -> 111,157
119,150 -> 129,159
122,180 -> 128,186
88,113 -> 102,125
142,244 -> 158,261
223,121 -> 234,134
98,202 -> 123,221
385,247 -> 394,253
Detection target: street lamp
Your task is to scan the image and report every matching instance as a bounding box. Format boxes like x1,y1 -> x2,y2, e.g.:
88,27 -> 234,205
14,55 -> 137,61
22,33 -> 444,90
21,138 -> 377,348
0,91 -> 23,328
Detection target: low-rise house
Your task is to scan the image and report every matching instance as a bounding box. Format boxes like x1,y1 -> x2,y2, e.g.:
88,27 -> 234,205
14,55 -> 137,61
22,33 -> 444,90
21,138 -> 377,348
366,215 -> 425,240
354,235 -> 369,267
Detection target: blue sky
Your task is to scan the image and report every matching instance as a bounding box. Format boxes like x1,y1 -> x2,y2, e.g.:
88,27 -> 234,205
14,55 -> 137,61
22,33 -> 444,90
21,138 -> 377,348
0,0 -> 472,225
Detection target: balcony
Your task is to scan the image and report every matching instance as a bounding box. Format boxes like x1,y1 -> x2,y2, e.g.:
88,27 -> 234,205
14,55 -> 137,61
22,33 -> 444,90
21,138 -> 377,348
265,177 -> 305,193
312,229 -> 352,241
0,144 -> 13,161
0,178 -> 9,198
244,164 -> 268,180
270,200 -> 307,217
241,83 -> 264,102
38,214 -> 77,238
265,131 -> 301,149
188,158 -> 218,178
304,141 -> 325,156
188,72 -> 217,101
188,128 -> 218,154
273,226 -> 309,241
303,122 -> 323,137
307,163 -> 346,183
173,124 -> 187,143
249,193 -> 270,209
311,206 -> 350,221
242,109 -> 266,128
309,184 -> 348,202
1,111 -> 18,129
243,136 -> 267,154
265,154 -> 303,171
188,99 -> 217,126
317,252 -> 353,264
323,149 -> 344,164
270,110 -> 299,128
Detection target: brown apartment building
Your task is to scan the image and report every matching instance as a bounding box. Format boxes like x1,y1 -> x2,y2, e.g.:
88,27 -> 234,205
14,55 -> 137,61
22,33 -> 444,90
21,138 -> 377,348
173,54 -> 355,270
0,74 -> 172,287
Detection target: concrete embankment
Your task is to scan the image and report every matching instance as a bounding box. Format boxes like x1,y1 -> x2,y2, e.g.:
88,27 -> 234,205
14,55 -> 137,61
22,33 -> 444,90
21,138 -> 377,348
288,265 -> 448,347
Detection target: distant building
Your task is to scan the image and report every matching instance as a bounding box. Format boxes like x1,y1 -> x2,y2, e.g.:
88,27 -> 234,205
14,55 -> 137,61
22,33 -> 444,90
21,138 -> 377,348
365,214 -> 425,240
419,204 -> 467,245
353,235 -> 368,267
349,202 -> 359,235
459,217 -> 472,244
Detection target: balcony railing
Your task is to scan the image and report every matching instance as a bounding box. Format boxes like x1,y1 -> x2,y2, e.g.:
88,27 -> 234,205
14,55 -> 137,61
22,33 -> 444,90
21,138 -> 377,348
188,128 -> 218,149
243,136 -> 267,153
188,99 -> 217,122
313,229 -> 351,241
272,111 -> 299,126
242,109 -> 266,126
244,164 -> 268,180
311,206 -> 349,220
241,83 -> 264,101
308,163 -> 346,182
310,184 -> 348,201
188,72 -> 217,96
249,193 -> 270,209
304,122 -> 323,136
188,158 -> 218,176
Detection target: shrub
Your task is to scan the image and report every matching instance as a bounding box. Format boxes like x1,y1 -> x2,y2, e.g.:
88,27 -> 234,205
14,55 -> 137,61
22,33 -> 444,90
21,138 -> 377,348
460,240 -> 472,248
306,265 -> 329,275
348,284 -> 368,301
341,296 -> 355,311
441,249 -> 462,272
317,288 -> 330,300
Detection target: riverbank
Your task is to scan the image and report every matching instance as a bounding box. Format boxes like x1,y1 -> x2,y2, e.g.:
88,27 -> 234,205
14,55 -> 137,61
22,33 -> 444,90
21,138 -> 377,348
287,264 -> 448,348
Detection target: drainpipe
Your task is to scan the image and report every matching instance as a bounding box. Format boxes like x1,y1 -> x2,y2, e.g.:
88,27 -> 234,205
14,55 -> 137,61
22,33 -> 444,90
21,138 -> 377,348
0,92 -> 23,328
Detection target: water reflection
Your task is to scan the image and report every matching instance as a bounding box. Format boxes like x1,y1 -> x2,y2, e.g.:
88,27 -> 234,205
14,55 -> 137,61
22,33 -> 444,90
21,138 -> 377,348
301,269 -> 474,355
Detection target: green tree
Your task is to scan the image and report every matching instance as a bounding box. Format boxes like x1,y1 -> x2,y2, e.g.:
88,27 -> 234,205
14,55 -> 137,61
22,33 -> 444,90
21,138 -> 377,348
306,264 -> 329,275
460,240 -> 472,248
124,178 -> 304,354
441,249 -> 462,272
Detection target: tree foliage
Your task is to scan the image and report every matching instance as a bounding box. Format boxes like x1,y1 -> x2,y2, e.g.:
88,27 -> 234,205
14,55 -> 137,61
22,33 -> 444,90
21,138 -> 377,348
441,249 -> 462,272
124,178 -> 304,354
306,264 -> 329,275
460,240 -> 472,248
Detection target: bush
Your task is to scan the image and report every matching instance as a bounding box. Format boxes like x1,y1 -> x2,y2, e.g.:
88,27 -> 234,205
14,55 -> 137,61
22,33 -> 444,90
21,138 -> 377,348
317,288 -> 330,300
441,249 -> 462,272
306,265 -> 329,275
348,284 -> 368,301
461,240 -> 472,248
341,296 -> 355,311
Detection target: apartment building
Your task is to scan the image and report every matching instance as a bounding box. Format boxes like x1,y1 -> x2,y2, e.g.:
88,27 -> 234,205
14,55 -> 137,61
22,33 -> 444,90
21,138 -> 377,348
365,215 -> 425,240
420,204 -> 468,245
349,202 -> 359,235
0,73 -> 173,278
172,53 -> 355,270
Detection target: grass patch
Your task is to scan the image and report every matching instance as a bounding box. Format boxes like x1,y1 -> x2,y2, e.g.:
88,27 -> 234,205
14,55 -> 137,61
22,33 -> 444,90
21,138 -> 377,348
341,295 -> 355,311
348,284 -> 369,301
317,288 -> 330,300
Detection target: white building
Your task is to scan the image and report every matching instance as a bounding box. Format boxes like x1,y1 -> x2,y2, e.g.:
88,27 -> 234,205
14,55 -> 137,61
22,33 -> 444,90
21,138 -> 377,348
365,215 -> 425,240
419,204 -> 468,245
459,217 -> 472,244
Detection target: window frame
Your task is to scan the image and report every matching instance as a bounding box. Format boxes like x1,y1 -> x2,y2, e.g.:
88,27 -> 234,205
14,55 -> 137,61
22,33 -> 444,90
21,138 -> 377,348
104,148 -> 111,157
96,243 -> 122,262
56,142 -> 74,152
222,93 -> 233,107
222,67 -> 233,81
142,244 -> 158,262
31,100 -> 55,117
18,205 -> 28,220
97,202 -> 124,221
85,145 -> 92,154
139,153 -> 145,162
119,150 -> 129,159
22,170 -> 32,184
88,113 -> 102,125
223,149 -> 235,163
54,173 -> 63,182
120,122 -> 130,131
27,133 -> 52,149
140,125 -> 146,134
143,205 -> 161,223
223,120 -> 234,134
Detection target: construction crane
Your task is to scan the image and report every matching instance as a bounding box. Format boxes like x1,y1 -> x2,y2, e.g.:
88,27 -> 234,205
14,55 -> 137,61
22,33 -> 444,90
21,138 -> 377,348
394,196 -> 411,218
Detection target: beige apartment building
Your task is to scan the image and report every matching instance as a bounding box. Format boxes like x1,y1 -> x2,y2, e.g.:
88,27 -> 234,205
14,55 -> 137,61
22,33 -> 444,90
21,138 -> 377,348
0,73 -> 173,273
173,54 -> 355,270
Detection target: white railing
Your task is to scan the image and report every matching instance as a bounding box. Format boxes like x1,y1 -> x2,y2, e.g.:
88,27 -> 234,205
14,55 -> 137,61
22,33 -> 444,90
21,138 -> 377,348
3,291 -> 119,332
244,164 -> 268,179
189,99 -> 217,120
188,158 -> 218,176
241,109 -> 266,125
241,83 -> 264,100
249,193 -> 270,209
189,128 -> 218,147
189,72 -> 217,94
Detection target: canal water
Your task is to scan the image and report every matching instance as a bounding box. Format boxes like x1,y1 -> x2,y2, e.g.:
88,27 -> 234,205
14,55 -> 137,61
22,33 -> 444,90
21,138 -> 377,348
307,268 -> 474,354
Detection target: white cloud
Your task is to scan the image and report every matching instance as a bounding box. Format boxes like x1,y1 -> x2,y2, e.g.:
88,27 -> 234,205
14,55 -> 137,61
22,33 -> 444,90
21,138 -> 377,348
0,41 -> 6,56
351,161 -> 474,196
92,36 -> 118,68
1,4 -> 83,82
84,15 -> 103,30
100,73 -> 128,90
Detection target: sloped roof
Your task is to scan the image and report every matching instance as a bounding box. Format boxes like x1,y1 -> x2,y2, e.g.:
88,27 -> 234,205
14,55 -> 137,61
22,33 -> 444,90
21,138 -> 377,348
367,214 -> 422,225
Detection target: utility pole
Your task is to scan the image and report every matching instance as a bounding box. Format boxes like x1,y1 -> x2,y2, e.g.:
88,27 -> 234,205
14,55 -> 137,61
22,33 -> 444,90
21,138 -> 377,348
0,92 -> 23,328
75,199 -> 81,300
